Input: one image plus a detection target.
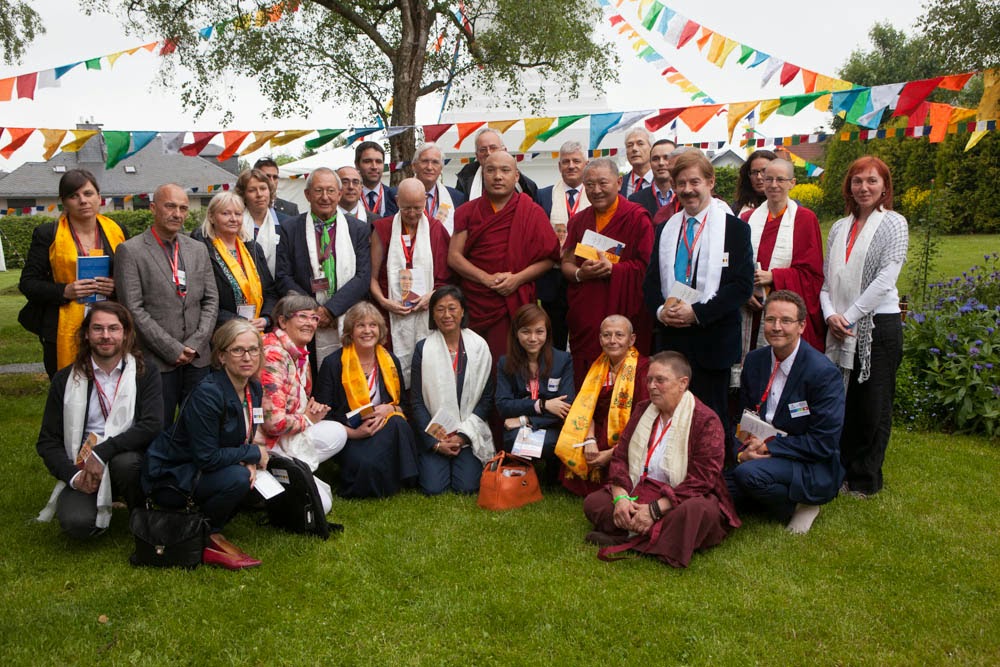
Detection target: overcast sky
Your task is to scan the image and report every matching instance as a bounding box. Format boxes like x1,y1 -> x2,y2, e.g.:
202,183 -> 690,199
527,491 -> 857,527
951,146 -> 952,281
0,0 -> 930,169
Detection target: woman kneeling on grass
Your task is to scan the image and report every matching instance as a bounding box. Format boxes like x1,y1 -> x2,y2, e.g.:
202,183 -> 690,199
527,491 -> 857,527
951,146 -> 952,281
143,320 -> 269,570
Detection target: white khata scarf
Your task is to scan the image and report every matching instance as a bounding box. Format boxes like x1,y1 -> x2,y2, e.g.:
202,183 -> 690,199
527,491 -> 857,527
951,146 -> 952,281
386,211 -> 434,387
304,211 -> 356,366
626,390 -> 695,489
657,204 -> 727,303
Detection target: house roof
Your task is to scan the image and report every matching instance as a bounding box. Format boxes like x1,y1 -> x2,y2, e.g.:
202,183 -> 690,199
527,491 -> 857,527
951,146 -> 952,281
0,135 -> 236,198
784,142 -> 828,166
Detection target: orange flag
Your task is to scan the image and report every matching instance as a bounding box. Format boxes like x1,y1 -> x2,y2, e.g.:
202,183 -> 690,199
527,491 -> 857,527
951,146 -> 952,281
0,128 -> 35,159
678,105 -> 723,132
927,103 -> 953,143
39,129 -> 68,160
453,122 -> 485,148
218,131 -> 250,161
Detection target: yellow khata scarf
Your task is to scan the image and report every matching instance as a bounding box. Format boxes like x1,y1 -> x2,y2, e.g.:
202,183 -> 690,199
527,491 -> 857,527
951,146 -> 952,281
50,214 -> 125,369
555,346 -> 639,480
212,237 -> 264,317
341,343 -> 405,421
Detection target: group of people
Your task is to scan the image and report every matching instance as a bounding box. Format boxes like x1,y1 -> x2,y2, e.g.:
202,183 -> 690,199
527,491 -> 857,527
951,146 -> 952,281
24,128 -> 907,570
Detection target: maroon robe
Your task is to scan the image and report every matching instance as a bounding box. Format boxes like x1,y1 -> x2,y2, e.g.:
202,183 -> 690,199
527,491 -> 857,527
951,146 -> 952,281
562,355 -> 649,498
739,205 -> 825,352
583,398 -> 740,568
564,196 -> 654,386
454,192 -> 560,360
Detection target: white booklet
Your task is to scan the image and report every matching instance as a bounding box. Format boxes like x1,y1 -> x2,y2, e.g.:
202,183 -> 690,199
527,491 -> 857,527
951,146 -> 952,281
737,409 -> 787,443
253,469 -> 285,500
425,407 -> 461,440
512,427 -> 546,459
576,229 -> 626,263
666,281 -> 704,306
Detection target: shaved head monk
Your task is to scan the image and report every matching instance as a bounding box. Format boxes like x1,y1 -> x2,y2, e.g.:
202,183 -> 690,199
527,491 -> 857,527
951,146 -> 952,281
448,152 -> 560,361
561,158 -> 654,387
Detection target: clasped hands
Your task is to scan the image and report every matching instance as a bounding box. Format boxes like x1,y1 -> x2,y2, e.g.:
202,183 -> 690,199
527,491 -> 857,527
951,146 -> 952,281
737,434 -> 771,463
350,404 -> 397,438
658,300 -> 696,328
481,271 -> 522,296
64,277 -> 115,301
71,455 -> 107,494
611,494 -> 659,535
577,257 -> 612,282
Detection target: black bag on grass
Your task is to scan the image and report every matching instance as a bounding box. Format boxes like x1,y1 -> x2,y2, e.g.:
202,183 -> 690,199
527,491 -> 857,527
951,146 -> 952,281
129,500 -> 209,569
265,455 -> 340,539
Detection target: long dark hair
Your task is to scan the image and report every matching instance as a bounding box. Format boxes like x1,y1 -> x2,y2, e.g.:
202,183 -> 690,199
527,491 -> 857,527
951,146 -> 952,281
74,302 -> 144,379
503,303 -> 553,380
732,150 -> 776,213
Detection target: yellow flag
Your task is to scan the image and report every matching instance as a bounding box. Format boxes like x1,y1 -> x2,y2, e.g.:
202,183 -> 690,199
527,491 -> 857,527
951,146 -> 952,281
39,129 -> 67,160
488,120 -> 518,135
61,130 -> 99,153
758,99 -> 781,124
706,33 -> 725,65
813,94 -> 832,112
242,131 -> 280,154
965,130 -> 988,151
270,130 -> 311,147
519,117 -> 556,152
726,102 -> 757,142
976,68 -> 1000,120
107,51 -> 126,67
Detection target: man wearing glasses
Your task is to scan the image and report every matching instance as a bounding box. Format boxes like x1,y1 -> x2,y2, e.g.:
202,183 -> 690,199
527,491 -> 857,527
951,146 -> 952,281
275,168 -> 371,374
454,128 -> 539,203
727,290 -> 845,534
35,302 -> 163,538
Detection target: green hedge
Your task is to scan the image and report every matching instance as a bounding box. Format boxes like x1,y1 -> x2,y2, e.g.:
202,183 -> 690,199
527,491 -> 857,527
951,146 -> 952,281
0,209 -> 205,269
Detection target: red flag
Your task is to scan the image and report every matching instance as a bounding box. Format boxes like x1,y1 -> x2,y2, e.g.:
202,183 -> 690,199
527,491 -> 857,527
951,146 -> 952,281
179,132 -> 219,156
422,124 -> 451,143
160,38 -> 178,56
779,63 -> 801,87
938,72 -> 974,91
217,131 -> 250,161
16,73 -> 37,100
893,77 -> 944,117
676,21 -> 699,49
645,108 -> 683,132
453,122 -> 485,148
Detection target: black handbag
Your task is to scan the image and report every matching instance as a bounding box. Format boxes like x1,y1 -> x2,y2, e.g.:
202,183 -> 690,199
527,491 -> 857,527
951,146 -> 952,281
129,495 -> 209,569
265,455 -> 341,539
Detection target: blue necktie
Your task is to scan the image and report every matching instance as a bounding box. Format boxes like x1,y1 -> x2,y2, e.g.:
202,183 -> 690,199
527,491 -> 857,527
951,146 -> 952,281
367,190 -> 377,210
674,217 -> 699,285
567,188 -> 577,209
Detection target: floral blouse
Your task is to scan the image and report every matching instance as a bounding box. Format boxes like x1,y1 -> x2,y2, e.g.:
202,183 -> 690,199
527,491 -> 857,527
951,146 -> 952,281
258,328 -> 312,448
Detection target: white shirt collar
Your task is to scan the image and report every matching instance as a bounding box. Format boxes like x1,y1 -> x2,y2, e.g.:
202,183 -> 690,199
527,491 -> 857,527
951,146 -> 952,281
770,338 -> 801,376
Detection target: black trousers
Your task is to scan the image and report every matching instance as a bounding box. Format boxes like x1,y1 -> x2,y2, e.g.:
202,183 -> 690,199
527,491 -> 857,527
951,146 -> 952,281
56,451 -> 144,539
840,314 -> 903,495
160,364 -> 210,427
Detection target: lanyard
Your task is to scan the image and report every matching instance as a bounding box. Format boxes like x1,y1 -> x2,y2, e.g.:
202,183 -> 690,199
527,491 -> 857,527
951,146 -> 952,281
642,417 -> 672,479
367,363 -> 379,395
450,342 -> 461,375
565,189 -> 581,216
399,232 -> 416,268
679,211 -> 709,282
754,359 -> 782,415
527,377 -> 539,400
150,227 -> 184,296
243,385 -> 254,444
70,224 -> 102,257
363,186 -> 384,214
93,369 -> 124,420
425,188 -> 438,219
845,218 -> 860,262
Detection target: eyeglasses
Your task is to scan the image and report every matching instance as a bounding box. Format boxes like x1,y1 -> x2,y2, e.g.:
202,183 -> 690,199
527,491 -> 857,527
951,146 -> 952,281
763,316 -> 803,326
291,312 -> 320,323
310,187 -> 339,197
763,177 -> 793,184
227,346 -> 261,357
340,178 -> 362,187
749,169 -> 768,177
476,144 -> 503,155
89,325 -> 123,335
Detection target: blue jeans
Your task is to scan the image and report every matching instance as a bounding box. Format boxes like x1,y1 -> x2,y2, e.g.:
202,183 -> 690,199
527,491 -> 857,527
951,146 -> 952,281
726,457 -> 797,522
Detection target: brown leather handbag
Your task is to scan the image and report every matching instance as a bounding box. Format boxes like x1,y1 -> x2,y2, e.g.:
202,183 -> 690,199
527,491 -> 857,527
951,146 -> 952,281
477,451 -> 543,511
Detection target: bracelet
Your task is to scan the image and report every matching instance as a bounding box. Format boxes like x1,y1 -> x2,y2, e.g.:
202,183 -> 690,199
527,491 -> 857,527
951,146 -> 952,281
612,494 -> 638,505
540,397 -> 547,413
649,500 -> 664,521
519,415 -> 528,428
574,268 -> 582,283
433,443 -> 440,453
736,450 -> 745,463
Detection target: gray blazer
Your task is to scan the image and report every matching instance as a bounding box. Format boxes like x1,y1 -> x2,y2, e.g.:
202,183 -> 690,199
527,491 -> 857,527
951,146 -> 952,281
114,229 -> 219,372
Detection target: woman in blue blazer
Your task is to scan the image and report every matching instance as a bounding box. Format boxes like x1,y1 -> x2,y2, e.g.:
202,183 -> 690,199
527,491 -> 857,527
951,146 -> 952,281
495,304 -> 575,477
143,319 -> 269,570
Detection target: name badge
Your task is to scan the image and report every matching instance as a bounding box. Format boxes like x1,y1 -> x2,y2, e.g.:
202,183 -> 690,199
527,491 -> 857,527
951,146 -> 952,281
721,252 -> 729,267
402,235 -> 413,246
310,277 -> 330,294
176,270 -> 187,288
237,304 -> 256,320
789,401 -> 810,418
547,378 -> 560,392
252,407 -> 265,424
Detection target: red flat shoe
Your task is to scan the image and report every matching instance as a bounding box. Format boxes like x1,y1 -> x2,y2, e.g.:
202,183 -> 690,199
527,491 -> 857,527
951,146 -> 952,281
202,547 -> 262,570
209,533 -> 250,557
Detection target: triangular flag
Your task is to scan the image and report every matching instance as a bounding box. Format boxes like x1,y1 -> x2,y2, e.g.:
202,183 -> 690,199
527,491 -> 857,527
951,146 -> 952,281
106,51 -> 126,67
180,132 -> 218,156
949,107 -> 978,125
537,115 -> 586,142
39,129 -> 67,160
609,14 -> 625,27
928,103 -> 954,143
645,107 -> 683,132
488,120 -> 519,134
758,99 -> 782,123
304,129 -> 345,150
938,72 -> 974,91
160,39 -> 178,56
640,2 -> 663,30
16,73 -> 37,100
85,58 -> 102,71
54,62 -> 81,79
519,117 -> 556,152
761,58 -> 784,86
241,131 -> 279,154
453,122 -> 486,148
125,131 -> 158,158
845,88 -> 873,126
662,15 -> 686,47
965,130 -> 988,151
726,101 -> 757,142
217,130 -> 250,161
0,128 -> 35,159
199,26 -> 214,39
737,44 -> 754,65
344,127 -> 380,145
382,126 -> 410,139
716,38 -> 739,67
779,62 -> 801,87
655,7 -> 675,35
422,124 -> 451,143
976,69 -> 1000,121
141,42 -> 158,52
831,88 -> 866,114
676,20 -> 699,48
61,129 -> 99,153
678,104 -> 723,132
270,130 -> 311,147
748,50 -> 770,68
893,77 -> 944,117
706,32 -> 725,64
36,69 -> 60,90
608,110 -> 654,134
104,131 -> 132,168
777,93 -> 824,116
0,77 -> 14,101
589,112 -> 623,150
801,69 -> 817,93
695,27 -> 712,51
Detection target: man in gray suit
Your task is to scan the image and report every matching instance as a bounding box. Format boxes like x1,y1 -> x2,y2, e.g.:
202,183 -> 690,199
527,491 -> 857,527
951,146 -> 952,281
115,183 -> 219,425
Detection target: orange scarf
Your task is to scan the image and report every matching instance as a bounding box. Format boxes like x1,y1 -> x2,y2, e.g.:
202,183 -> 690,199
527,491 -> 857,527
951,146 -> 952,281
341,343 -> 405,420
49,215 -> 125,369
212,237 -> 264,317
555,347 -> 639,480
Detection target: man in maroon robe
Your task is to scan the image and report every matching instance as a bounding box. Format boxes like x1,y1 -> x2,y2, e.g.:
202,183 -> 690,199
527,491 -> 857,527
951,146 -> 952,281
448,152 -> 561,361
739,159 -> 825,352
562,158 -> 654,387
583,351 -> 740,568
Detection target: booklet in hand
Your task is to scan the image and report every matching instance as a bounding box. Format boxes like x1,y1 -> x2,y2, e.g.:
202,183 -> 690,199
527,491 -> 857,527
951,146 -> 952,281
425,407 -> 461,441
575,229 -> 626,264
77,255 -> 110,304
664,281 -> 704,309
346,403 -> 376,428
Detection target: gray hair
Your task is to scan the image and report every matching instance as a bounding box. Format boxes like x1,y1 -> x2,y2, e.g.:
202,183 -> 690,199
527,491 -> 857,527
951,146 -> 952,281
200,191 -> 248,241
625,127 -> 653,143
414,142 -> 443,164
272,295 -> 321,325
305,167 -> 341,190
559,140 -> 585,157
583,157 -> 619,179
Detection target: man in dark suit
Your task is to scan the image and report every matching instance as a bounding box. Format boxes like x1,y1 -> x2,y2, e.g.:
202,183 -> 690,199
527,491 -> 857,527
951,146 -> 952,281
337,166 -> 378,224
454,128 -> 538,203
629,138 -> 678,222
275,167 -> 371,373
254,157 -> 299,221
115,183 -> 218,425
727,290 -> 845,534
644,150 -> 753,451
413,142 -> 466,235
619,127 -> 653,197
355,141 -> 398,218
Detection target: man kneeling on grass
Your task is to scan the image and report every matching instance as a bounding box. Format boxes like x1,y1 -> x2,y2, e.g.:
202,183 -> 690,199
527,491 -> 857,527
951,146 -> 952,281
582,351 -> 739,568
35,302 -> 163,538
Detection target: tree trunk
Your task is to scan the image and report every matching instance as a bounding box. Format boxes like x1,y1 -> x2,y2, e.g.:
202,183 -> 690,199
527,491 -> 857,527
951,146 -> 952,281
388,0 -> 433,185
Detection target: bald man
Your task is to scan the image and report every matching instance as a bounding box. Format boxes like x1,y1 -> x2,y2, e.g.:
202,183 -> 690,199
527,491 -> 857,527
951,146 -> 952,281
455,128 -> 539,202
371,178 -> 453,384
337,166 -> 377,223
448,152 -> 560,361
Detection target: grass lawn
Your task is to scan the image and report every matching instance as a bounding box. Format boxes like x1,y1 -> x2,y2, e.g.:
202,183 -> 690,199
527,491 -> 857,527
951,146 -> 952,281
0,371 -> 997,665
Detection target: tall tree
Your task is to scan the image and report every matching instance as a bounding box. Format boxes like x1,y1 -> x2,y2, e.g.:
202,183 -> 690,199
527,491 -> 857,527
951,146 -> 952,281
85,1 -> 617,175
918,0 -> 1000,71
0,1 -> 45,64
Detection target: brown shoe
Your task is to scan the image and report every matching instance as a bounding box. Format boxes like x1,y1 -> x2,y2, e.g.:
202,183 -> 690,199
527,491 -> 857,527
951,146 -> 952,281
585,530 -> 625,547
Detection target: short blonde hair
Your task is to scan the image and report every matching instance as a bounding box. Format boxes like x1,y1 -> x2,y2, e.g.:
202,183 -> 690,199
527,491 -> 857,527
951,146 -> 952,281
212,319 -> 264,373
200,191 -> 248,241
340,302 -> 388,347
